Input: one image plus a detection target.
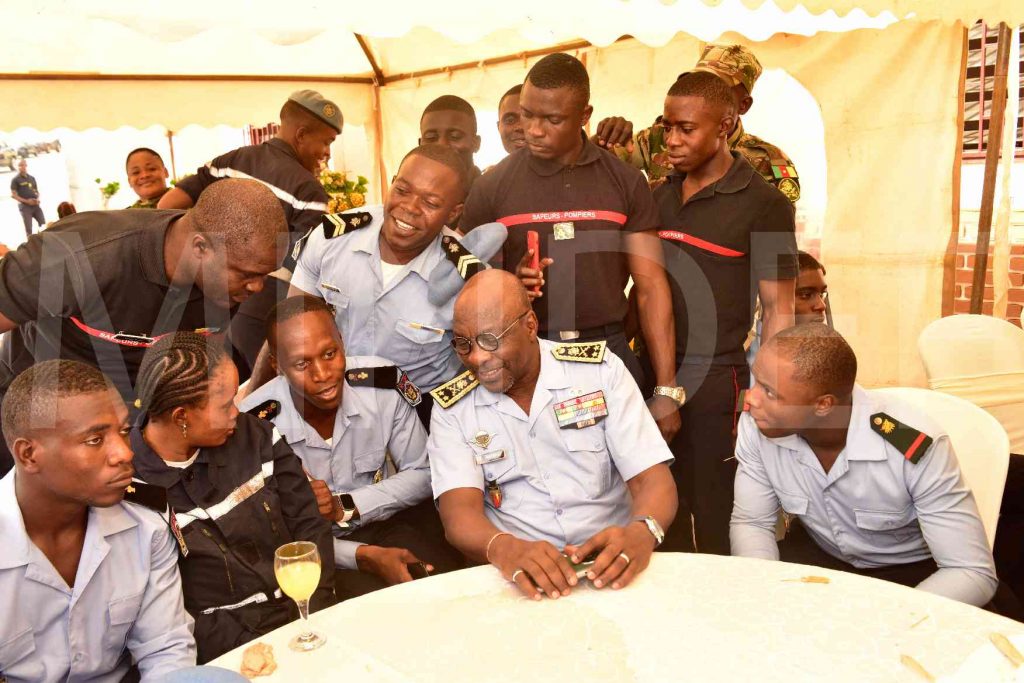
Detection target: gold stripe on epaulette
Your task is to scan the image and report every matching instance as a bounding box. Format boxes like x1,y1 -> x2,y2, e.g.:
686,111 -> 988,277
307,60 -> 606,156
429,370 -> 479,409
551,340 -> 607,363
324,213 -> 346,238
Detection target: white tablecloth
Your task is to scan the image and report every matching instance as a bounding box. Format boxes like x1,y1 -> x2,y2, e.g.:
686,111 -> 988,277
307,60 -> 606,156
210,553 -> 1024,682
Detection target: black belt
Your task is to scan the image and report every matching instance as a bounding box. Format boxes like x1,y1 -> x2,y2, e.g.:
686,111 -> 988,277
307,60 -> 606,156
541,322 -> 624,342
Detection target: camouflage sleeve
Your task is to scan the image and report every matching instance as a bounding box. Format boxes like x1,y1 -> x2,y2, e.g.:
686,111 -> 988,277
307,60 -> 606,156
611,125 -> 674,187
735,136 -> 801,204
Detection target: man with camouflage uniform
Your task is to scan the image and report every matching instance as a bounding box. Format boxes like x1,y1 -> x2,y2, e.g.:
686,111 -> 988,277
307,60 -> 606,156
594,43 -> 801,203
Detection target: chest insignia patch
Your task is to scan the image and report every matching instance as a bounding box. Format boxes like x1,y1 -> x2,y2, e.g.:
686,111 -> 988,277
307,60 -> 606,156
554,390 -> 608,429
553,222 -> 575,240
469,430 -> 493,448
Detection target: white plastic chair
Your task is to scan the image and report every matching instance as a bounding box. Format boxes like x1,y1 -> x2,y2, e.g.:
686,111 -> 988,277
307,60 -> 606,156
918,314 -> 1024,455
876,387 -> 1009,548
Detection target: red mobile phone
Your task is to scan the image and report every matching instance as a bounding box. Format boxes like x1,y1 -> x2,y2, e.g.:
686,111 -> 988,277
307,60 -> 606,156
527,230 -> 541,294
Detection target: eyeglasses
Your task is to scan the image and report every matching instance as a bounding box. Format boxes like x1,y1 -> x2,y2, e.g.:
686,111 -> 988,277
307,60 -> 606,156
451,310 -> 530,356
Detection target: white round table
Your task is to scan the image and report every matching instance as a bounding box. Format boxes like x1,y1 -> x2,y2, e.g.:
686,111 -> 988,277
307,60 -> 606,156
210,554 -> 1024,682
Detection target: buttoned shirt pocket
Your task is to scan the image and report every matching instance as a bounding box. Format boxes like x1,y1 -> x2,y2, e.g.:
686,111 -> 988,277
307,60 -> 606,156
104,591 -> 144,653
352,448 -> 386,484
777,490 -> 809,516
561,428 -> 612,497
854,505 -> 919,542
0,627 -> 42,681
393,319 -> 447,363
320,288 -> 350,323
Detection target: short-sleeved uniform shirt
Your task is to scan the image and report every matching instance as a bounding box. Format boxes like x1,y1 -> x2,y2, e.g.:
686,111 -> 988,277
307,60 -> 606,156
240,358 -> 431,569
0,210 -> 230,399
176,139 -> 328,266
291,205 -> 462,392
460,134 -> 660,333
731,385 -> 998,606
0,471 -> 196,683
10,173 -> 39,202
427,339 -> 673,548
653,153 -> 797,365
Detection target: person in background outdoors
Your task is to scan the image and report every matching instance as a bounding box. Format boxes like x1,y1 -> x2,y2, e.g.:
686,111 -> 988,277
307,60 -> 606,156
10,159 -> 44,240
158,90 -> 341,379
0,360 -> 196,682
496,84 -> 525,155
130,332 -> 335,663
126,147 -> 171,209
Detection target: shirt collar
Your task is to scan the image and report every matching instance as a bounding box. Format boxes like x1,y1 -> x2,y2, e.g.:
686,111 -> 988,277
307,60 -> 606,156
243,374 -> 364,447
267,137 -> 302,164
727,119 -> 745,149
353,206 -> 446,281
0,471 -> 137,570
844,385 -> 888,461
668,151 -> 755,198
526,131 -> 602,177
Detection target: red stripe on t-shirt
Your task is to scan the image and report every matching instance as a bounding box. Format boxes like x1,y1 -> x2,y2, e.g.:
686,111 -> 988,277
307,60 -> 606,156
496,210 -> 628,227
903,432 -> 927,462
657,230 -> 746,258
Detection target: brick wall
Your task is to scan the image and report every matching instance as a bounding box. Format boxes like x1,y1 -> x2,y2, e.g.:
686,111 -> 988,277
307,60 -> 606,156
951,242 -> 1024,327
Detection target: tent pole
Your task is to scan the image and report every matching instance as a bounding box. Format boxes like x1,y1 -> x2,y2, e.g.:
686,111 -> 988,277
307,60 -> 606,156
353,33 -> 388,202
942,25 -> 969,317
166,129 -> 177,181
970,22 -> 1012,314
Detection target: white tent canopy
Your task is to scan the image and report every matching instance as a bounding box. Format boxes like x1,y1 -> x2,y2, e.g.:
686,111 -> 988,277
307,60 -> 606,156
4,0 -> 1022,387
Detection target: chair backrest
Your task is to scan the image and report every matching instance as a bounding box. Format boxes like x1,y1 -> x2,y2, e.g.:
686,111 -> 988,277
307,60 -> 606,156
875,387 -> 1008,548
918,314 -> 1024,455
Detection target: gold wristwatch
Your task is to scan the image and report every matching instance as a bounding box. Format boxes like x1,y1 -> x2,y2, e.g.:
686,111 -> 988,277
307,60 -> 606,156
653,385 -> 687,406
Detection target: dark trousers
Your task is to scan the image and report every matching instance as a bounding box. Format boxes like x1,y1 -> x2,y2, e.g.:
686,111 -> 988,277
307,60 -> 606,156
19,204 -> 44,238
995,454 -> 1024,603
779,520 -> 939,585
662,362 -> 748,555
333,501 -> 464,600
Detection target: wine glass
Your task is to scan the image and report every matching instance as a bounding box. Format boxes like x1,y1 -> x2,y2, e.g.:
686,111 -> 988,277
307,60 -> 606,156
274,541 -> 326,652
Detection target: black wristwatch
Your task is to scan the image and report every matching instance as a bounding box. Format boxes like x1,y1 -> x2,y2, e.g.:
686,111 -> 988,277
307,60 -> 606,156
335,493 -> 359,523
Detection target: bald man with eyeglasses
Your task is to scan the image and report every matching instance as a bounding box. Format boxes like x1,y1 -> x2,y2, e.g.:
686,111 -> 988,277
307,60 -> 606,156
426,269 -> 677,601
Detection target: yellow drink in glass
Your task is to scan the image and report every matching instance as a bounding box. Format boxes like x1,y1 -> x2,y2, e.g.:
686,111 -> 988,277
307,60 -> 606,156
275,560 -> 320,602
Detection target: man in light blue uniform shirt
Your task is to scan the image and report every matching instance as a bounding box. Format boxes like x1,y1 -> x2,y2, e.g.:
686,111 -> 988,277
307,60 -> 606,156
731,323 -> 998,607
242,295 -> 459,598
429,270 -> 677,601
0,360 -> 195,682
280,144 -> 473,397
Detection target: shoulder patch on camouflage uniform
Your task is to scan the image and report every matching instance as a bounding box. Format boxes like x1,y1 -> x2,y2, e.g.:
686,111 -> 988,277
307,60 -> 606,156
346,365 -> 422,407
440,234 -> 486,281
247,399 -> 281,421
429,370 -> 479,409
736,132 -> 801,203
870,412 -> 934,464
322,211 -> 373,239
551,341 -> 607,364
123,480 -> 168,512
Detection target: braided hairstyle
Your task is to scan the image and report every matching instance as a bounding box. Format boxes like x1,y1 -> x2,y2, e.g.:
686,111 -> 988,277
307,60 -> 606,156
135,332 -> 228,416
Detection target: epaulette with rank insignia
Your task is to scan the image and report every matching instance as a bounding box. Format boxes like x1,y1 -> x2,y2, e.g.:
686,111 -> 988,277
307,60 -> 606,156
247,399 -> 281,421
429,370 -> 479,409
551,341 -> 607,364
322,211 -> 372,239
346,365 -> 422,407
123,480 -> 168,513
870,412 -> 934,464
441,234 -> 486,281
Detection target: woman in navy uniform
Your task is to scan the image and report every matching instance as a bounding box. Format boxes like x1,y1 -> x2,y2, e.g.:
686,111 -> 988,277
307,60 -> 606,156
130,332 -> 334,663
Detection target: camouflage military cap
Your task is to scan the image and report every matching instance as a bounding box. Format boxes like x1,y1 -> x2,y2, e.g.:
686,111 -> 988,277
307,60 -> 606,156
685,44 -> 763,94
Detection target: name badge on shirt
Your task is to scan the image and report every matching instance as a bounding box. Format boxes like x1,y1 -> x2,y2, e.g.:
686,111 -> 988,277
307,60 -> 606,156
473,449 -> 507,465
553,222 -> 575,241
554,390 -> 608,429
